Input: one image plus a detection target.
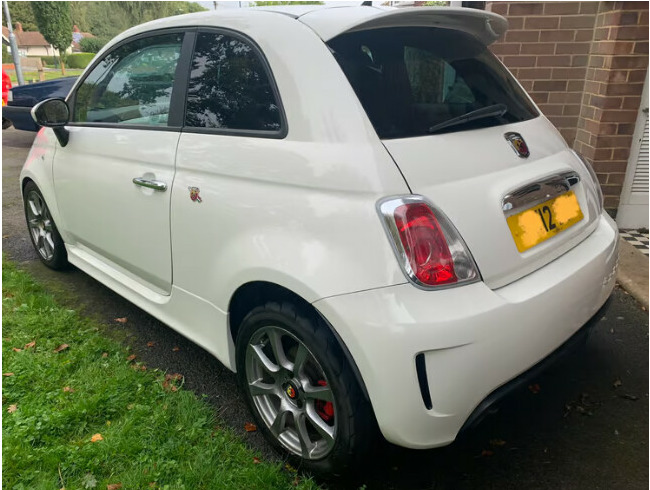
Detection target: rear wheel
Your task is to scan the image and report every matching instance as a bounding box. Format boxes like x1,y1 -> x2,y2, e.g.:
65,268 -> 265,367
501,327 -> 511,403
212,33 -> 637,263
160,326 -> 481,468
236,301 -> 375,474
23,181 -> 68,269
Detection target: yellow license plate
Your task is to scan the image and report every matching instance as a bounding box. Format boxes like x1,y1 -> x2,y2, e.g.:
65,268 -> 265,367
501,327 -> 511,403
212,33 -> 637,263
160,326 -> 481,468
507,191 -> 583,253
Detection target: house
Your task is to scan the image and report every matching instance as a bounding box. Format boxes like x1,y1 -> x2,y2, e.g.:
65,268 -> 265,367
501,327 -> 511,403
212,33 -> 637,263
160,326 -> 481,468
2,22 -> 73,57
71,25 -> 95,53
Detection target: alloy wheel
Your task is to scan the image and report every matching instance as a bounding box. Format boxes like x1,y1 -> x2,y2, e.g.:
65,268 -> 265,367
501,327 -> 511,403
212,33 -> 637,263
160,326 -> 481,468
26,190 -> 56,261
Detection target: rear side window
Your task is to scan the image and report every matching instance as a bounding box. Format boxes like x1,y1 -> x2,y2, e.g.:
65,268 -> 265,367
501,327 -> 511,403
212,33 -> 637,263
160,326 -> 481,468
328,27 -> 538,139
185,32 -> 282,133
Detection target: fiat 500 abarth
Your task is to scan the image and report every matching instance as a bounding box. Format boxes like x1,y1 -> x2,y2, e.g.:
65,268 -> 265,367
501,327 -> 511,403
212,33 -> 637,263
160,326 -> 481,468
22,5 -> 618,474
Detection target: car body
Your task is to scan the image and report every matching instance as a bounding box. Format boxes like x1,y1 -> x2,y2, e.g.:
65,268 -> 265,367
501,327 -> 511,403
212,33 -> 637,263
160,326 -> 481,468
3,76 -> 78,131
20,5 -> 618,473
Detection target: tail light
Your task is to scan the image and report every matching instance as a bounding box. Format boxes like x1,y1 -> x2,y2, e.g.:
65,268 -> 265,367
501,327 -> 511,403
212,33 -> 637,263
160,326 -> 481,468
572,151 -> 604,213
377,196 -> 480,289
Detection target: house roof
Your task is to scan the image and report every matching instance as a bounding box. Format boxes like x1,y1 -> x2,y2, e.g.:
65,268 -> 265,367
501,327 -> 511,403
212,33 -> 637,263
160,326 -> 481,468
2,26 -> 50,47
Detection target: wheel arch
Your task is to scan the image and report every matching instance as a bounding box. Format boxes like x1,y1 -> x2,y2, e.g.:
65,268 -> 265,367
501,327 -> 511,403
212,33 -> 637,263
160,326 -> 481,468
228,280 -> 370,401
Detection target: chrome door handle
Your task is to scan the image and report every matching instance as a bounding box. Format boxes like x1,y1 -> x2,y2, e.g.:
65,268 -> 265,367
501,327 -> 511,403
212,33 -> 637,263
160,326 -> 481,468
132,177 -> 167,192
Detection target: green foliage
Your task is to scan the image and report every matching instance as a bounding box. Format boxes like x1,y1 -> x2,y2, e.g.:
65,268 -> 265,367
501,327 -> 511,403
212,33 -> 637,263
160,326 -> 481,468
39,55 -> 58,67
251,1 -> 323,5
31,1 -> 73,65
2,44 -> 12,64
422,1 -> 448,5
7,1 -> 39,31
79,36 -> 109,54
66,53 -> 95,69
2,259 -> 319,490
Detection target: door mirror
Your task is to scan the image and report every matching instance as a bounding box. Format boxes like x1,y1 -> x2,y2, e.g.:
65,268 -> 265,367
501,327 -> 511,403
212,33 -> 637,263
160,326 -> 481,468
31,98 -> 70,127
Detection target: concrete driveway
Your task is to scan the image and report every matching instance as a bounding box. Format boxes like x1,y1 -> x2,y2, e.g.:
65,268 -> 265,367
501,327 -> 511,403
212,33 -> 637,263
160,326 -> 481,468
2,127 -> 648,489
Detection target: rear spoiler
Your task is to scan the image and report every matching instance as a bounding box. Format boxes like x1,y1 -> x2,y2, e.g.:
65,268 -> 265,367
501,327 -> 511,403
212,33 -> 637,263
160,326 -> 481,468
299,7 -> 508,45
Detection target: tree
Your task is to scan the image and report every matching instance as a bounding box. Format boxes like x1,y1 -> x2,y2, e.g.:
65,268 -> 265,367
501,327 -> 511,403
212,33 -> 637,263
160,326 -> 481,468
79,36 -> 109,54
7,2 -> 39,31
31,2 -> 72,75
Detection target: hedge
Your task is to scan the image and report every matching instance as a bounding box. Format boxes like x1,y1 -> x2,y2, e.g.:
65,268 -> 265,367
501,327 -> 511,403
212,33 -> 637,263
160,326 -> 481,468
66,53 -> 95,69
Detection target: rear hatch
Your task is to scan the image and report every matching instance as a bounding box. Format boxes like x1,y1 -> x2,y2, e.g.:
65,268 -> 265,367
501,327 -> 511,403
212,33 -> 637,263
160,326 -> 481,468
321,9 -> 602,289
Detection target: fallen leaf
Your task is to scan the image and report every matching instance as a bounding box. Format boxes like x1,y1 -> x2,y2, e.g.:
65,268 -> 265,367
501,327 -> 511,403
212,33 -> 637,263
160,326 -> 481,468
126,354 -> 136,362
528,383 -> 541,394
81,472 -> 98,489
54,344 -> 69,353
620,394 -> 639,401
244,422 -> 257,432
63,386 -> 75,393
285,463 -> 297,473
489,439 -> 507,447
613,379 -> 622,388
140,365 -> 147,371
252,457 -> 261,464
2,235 -> 8,238
127,404 -> 134,410
3,373 -> 14,377
292,476 -> 300,487
90,433 -> 103,443
171,385 -> 178,392
107,484 -> 122,490
12,347 -> 21,352
24,341 -> 36,349
102,352 -> 109,358
146,341 -> 155,347
7,404 -> 17,413
481,449 -> 494,457
114,317 -> 128,324
172,346 -> 180,352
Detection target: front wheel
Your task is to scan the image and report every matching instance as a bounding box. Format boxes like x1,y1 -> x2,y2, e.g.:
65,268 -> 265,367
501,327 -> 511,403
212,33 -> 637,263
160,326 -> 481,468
23,181 -> 68,269
236,301 -> 376,474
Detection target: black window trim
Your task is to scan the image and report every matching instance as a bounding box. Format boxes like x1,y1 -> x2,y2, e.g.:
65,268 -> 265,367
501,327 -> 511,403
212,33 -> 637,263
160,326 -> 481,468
66,27 -> 194,133
182,26 -> 288,140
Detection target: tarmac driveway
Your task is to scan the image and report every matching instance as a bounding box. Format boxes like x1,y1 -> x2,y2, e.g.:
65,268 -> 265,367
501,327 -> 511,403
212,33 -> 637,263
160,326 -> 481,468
2,127 -> 648,489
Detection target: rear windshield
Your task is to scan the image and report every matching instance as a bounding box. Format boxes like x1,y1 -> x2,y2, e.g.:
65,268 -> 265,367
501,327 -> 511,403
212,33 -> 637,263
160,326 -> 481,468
328,27 -> 538,139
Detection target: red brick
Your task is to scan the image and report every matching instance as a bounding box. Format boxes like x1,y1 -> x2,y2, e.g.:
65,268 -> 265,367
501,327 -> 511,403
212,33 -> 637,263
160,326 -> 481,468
609,56 -> 649,69
633,41 -> 649,54
505,30 -> 540,42
580,105 -> 597,120
548,115 -> 579,128
580,2 -> 600,14
618,123 -> 637,134
555,42 -> 592,55
592,41 -> 635,55
524,16 -> 560,29
560,128 -> 577,145
509,2 -> 545,15
601,184 -> 623,198
607,172 -> 629,184
575,29 -> 596,42
593,161 -> 628,173
594,69 -> 630,83
590,94 -> 624,109
549,92 -> 583,103
619,11 -> 641,26
594,27 -> 610,40
520,80 -> 534,91
560,15 -> 597,29
517,67 -> 553,79
508,17 -> 524,30
622,95 -> 643,109
488,2 -> 508,15
552,67 -> 587,79
533,80 -> 567,92
600,109 -> 639,122
604,82 -> 646,96
640,10 -> 649,26
503,55 -> 537,67
584,119 -> 618,134
530,92 -> 549,104
595,134 -> 637,148
568,80 -> 586,91
563,104 -> 582,116
540,30 -> 575,42
584,80 -> 604,95
596,172 -> 609,185
520,43 -> 556,54
536,55 -> 573,67
611,26 -> 650,40
491,43 -> 522,55
572,55 -> 590,66
544,2 -> 581,15
603,196 -> 620,210
539,103 -> 565,115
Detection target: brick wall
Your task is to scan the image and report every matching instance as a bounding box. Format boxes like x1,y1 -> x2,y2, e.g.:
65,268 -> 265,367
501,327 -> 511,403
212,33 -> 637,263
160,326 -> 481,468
486,1 -> 649,213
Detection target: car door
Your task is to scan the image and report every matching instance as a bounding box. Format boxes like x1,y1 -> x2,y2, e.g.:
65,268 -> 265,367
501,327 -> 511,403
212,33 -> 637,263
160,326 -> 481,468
53,30 -> 191,295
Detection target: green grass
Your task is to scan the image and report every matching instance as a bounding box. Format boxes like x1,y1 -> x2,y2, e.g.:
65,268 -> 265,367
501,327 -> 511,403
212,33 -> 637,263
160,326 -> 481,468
8,70 -> 84,84
2,259 -> 318,490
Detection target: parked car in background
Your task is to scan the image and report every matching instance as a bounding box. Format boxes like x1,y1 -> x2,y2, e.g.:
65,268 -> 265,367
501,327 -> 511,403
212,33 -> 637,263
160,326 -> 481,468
3,76 -> 77,131
21,5 -> 618,474
2,69 -> 12,128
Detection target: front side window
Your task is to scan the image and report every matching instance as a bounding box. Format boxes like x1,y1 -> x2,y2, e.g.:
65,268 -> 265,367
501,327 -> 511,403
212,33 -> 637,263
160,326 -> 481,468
329,27 -> 538,139
185,32 -> 282,132
73,33 -> 183,126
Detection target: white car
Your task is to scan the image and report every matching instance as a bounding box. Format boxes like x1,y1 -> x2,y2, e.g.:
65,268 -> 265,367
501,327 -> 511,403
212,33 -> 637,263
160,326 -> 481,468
22,5 -> 618,474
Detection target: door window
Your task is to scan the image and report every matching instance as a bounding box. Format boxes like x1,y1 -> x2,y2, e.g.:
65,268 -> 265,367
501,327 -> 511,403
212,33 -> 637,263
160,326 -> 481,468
73,33 -> 183,126
185,32 -> 282,132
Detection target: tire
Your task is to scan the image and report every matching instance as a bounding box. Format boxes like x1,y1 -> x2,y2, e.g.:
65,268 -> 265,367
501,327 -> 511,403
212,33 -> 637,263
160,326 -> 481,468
236,301 -> 376,475
23,181 -> 68,270
2,118 -> 12,129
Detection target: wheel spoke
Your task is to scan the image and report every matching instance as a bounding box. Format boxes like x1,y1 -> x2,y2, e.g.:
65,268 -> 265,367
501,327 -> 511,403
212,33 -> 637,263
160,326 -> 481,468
269,406 -> 291,436
267,329 -> 292,372
42,235 -> 53,257
306,402 -> 335,444
248,378 -> 276,397
291,343 -> 308,377
251,343 -> 281,375
28,199 -> 41,218
294,411 -> 315,459
303,383 -> 333,402
43,220 -> 53,232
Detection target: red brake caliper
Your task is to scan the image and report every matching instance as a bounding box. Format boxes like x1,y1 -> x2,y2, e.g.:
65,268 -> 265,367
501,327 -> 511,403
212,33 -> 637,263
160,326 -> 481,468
315,380 -> 334,423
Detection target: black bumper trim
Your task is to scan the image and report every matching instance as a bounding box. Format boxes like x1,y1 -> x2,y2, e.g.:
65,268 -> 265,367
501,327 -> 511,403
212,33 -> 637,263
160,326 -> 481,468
457,296 -> 612,437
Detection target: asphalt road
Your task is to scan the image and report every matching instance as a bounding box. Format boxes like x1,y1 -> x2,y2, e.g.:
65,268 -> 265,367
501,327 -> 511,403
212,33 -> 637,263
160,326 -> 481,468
3,127 -> 648,489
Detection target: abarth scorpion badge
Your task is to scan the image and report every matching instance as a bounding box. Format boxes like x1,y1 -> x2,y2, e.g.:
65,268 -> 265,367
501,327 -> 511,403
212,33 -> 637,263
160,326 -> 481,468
504,132 -> 530,158
188,186 -> 202,203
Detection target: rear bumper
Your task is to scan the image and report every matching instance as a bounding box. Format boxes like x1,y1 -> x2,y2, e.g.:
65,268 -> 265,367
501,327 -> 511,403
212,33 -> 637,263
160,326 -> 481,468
314,214 -> 619,449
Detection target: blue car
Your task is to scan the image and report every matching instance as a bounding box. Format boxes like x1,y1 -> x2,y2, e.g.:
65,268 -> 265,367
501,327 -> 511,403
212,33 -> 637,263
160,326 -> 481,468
3,76 -> 78,131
